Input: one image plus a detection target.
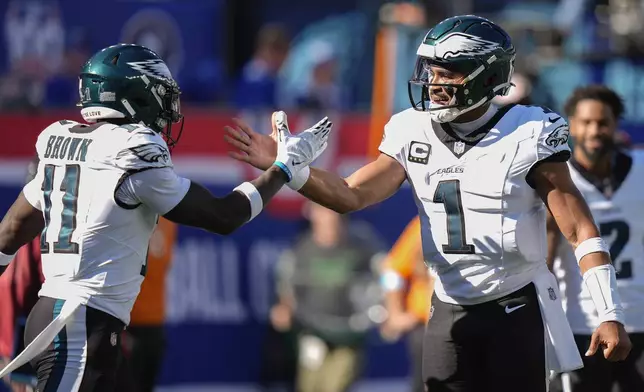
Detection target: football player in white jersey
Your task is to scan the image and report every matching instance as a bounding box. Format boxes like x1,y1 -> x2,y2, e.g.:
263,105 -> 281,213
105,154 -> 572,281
0,44 -> 332,392
548,85 -> 644,392
223,15 -> 632,391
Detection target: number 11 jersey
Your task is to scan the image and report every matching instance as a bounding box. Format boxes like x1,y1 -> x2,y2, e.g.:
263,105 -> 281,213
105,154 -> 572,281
22,120 -> 189,325
379,104 -> 571,305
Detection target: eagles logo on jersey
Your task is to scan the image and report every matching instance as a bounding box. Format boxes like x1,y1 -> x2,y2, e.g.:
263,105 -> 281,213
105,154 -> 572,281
545,124 -> 570,148
124,143 -> 170,164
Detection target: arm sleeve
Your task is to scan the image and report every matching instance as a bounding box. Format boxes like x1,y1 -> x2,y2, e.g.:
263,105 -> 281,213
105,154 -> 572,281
378,115 -> 407,164
533,116 -> 572,164
112,127 -> 173,171
115,167 -> 191,215
526,115 -> 572,188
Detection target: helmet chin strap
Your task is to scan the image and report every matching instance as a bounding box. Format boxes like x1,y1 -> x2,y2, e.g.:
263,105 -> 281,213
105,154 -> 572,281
429,95 -> 488,123
429,83 -> 512,123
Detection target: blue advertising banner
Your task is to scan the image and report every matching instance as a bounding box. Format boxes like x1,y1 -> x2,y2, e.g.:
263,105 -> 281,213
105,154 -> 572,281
0,0 -> 226,103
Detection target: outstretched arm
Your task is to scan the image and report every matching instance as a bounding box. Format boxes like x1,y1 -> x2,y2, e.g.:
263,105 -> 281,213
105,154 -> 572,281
163,166 -> 287,234
297,154 -> 406,213
131,112 -> 331,234
224,116 -> 406,214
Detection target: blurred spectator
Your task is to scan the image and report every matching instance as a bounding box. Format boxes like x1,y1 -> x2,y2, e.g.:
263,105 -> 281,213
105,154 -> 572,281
118,218 -> 177,392
43,28 -> 91,107
293,41 -> 343,111
4,1 -> 64,74
380,216 -> 433,392
234,23 -> 290,110
270,203 -> 384,392
554,0 -> 591,34
0,158 -> 43,392
292,40 -> 344,172
0,0 -> 65,110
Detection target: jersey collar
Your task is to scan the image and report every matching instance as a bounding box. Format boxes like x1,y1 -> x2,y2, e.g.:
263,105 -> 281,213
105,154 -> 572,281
432,104 -> 516,158
570,150 -> 632,199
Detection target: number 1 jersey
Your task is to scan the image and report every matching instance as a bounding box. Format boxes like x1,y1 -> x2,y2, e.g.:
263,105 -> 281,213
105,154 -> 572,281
379,104 -> 571,305
22,120 -> 188,324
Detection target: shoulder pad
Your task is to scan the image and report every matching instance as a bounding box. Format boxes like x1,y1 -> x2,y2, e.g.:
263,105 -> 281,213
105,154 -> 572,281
379,109 -> 423,160
110,125 -> 172,171
533,108 -> 571,162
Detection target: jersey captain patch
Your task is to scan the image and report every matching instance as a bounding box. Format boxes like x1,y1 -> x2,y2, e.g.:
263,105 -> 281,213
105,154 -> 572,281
545,124 -> 570,148
408,141 -> 431,164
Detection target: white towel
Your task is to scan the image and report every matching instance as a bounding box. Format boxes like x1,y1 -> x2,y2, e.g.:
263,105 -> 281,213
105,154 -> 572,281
0,299 -> 82,379
532,267 -> 583,374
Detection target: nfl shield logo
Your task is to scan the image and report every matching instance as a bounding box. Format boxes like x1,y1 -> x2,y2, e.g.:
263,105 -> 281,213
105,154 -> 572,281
548,287 -> 557,301
110,332 -> 118,347
454,141 -> 465,155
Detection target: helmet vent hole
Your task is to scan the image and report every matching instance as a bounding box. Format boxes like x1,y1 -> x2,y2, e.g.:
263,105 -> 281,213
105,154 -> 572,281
111,53 -> 120,65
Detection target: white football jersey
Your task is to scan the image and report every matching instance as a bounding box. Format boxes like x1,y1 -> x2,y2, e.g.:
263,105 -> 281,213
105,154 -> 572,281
379,104 -> 571,305
553,150 -> 644,333
22,120 -> 189,324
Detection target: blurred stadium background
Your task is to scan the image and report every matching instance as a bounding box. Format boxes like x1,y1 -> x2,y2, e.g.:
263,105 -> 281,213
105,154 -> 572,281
0,0 -> 643,391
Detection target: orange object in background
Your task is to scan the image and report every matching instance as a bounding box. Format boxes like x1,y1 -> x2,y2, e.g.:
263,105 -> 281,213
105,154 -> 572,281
385,216 -> 433,322
130,218 -> 177,326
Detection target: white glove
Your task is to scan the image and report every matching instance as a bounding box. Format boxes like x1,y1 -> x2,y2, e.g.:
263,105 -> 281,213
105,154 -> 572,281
273,111 -> 332,184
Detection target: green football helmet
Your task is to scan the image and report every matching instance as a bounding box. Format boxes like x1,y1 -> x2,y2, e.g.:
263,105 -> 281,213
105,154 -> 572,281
408,15 -> 516,123
78,44 -> 183,147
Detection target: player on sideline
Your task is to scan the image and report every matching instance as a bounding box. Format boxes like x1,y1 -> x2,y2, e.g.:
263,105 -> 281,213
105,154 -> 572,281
548,85 -> 644,392
224,15 -> 632,392
0,43 -> 332,392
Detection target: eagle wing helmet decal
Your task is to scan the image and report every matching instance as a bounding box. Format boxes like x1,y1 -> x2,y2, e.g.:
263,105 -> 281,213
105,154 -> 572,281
434,32 -> 500,59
